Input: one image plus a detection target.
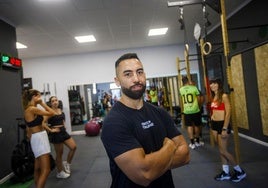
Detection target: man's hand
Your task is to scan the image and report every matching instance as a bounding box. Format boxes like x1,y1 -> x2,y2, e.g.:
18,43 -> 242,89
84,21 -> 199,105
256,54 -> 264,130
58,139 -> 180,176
163,137 -> 177,154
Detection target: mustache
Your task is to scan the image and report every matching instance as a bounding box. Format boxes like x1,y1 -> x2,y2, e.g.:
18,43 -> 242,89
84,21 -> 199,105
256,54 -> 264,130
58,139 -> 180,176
130,83 -> 144,88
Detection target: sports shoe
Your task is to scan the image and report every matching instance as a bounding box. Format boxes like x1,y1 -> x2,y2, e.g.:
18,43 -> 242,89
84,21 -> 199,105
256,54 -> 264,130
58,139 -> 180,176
63,161 -> 71,174
231,169 -> 246,182
195,141 -> 204,147
56,171 -> 70,179
214,171 -> 231,181
189,143 -> 196,149
199,140 -> 205,146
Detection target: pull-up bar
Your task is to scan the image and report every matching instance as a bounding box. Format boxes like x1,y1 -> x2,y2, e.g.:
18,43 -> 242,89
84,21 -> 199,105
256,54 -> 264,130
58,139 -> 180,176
167,0 -> 221,13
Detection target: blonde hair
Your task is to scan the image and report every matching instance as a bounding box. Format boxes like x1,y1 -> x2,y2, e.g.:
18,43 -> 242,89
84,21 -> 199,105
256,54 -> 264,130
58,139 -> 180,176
22,89 -> 40,109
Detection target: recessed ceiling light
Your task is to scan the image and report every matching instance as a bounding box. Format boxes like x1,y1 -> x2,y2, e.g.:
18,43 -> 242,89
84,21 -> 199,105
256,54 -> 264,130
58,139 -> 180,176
75,35 -> 96,43
16,42 -> 27,49
38,0 -> 66,2
148,28 -> 168,36
167,1 -> 189,7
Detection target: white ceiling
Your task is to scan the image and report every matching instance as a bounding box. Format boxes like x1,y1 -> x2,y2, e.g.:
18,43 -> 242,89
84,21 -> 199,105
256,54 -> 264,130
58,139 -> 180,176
0,0 -> 249,59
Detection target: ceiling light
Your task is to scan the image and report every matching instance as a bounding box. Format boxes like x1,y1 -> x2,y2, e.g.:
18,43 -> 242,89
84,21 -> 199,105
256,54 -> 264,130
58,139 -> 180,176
75,35 -> 96,43
148,28 -> 168,36
38,0 -> 66,2
167,1 -> 191,7
16,42 -> 27,49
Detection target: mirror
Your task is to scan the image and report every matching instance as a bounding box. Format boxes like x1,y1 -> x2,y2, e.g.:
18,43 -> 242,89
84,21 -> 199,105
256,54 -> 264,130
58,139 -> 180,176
67,74 -> 200,128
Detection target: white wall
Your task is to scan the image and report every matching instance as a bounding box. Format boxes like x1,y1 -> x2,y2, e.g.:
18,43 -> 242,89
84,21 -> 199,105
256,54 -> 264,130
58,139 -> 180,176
22,44 -> 199,132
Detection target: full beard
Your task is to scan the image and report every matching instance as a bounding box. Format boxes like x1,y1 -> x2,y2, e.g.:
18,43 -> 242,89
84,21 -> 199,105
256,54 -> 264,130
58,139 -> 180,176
121,84 -> 146,100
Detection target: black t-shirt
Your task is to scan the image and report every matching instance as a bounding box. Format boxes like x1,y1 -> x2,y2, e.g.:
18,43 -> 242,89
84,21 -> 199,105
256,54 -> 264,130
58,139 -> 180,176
101,101 -> 181,188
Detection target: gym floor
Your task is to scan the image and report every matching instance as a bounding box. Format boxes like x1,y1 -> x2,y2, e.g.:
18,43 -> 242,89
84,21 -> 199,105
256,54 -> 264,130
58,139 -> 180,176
29,124 -> 268,188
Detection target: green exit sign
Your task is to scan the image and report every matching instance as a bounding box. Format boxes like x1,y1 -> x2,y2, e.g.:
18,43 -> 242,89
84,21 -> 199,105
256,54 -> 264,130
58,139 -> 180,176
1,54 -> 10,63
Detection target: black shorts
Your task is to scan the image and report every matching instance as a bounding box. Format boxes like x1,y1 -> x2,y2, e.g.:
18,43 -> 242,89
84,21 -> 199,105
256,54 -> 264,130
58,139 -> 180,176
184,112 -> 202,126
49,126 -> 71,144
211,120 -> 231,134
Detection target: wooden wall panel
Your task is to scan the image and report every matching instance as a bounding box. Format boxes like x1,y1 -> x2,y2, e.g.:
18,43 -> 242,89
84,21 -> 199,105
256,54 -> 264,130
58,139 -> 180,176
254,43 -> 268,136
230,54 -> 249,129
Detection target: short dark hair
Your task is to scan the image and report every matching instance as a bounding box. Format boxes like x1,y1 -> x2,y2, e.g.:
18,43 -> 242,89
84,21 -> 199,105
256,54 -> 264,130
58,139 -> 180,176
115,53 -> 140,68
182,76 -> 189,85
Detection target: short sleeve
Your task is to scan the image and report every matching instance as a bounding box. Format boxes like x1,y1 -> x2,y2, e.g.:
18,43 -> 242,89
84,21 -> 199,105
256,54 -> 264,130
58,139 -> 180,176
101,114 -> 141,159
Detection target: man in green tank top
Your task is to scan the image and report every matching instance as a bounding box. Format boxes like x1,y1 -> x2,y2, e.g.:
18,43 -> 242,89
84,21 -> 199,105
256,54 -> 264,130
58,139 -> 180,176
179,77 -> 203,149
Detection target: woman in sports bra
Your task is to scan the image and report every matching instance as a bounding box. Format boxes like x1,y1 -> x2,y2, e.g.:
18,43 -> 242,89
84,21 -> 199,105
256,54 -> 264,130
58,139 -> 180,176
22,89 -> 57,188
209,78 -> 246,182
43,96 -> 77,179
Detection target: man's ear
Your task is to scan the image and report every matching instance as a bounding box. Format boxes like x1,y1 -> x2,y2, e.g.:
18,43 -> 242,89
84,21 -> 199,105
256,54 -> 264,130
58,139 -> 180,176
114,77 -> 120,87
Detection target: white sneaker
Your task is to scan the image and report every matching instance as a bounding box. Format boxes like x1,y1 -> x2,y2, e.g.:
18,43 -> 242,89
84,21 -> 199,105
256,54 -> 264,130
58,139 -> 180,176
63,161 -> 71,174
189,143 -> 196,149
56,171 -> 70,179
195,141 -> 204,147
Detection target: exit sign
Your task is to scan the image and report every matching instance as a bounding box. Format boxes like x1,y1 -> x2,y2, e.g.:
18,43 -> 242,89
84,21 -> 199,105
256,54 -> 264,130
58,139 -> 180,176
0,53 -> 22,69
